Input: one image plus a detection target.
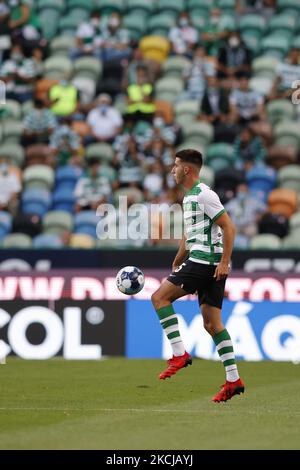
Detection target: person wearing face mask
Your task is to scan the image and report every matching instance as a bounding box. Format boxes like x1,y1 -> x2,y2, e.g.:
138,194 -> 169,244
202,8 -> 228,56
0,156 -> 21,215
100,12 -> 131,63
0,0 -> 11,63
70,10 -> 103,59
86,93 -> 123,144
225,182 -> 266,246
169,12 -> 198,57
217,31 -> 251,80
48,73 -> 78,118
0,43 -> 38,103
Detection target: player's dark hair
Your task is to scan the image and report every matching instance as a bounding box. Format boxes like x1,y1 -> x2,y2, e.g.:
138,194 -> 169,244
175,149 -> 203,168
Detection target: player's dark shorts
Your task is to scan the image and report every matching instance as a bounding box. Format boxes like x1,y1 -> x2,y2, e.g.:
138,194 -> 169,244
167,259 -> 226,309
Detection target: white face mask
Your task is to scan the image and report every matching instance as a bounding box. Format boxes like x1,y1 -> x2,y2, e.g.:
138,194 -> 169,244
179,18 -> 189,27
91,18 -> 99,27
109,17 -> 120,28
229,37 -> 240,48
211,16 -> 219,25
153,117 -> 164,129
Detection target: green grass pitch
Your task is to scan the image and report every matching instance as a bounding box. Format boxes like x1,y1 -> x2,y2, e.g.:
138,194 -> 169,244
0,358 -> 299,450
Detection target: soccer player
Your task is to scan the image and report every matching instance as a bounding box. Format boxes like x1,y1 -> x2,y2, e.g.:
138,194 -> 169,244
151,149 -> 245,402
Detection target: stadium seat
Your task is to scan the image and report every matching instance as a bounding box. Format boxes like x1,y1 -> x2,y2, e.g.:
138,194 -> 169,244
274,121 -> 300,151
268,14 -> 297,38
162,56 -> 191,79
278,165 -> 300,192
53,188 -> 75,213
3,233 -> 32,249
0,211 -> 12,241
175,100 -> 200,125
23,165 -> 55,191
246,164 -> 277,198
33,233 -> 64,249
22,188 -> 52,218
43,210 -> 74,235
0,100 -> 22,119
86,143 -> 114,164
249,77 -> 273,96
205,143 -> 235,172
94,0 -> 125,15
67,0 -> 93,16
114,187 -> 144,204
139,36 -> 170,63
157,0 -> 185,15
199,165 -> 215,188
58,16 -> 82,36
147,13 -> 177,37
250,234 -> 282,249
252,56 -> 279,79
266,99 -> 295,126
69,233 -> 96,248
50,36 -> 76,56
260,35 -> 291,59
277,0 -> 300,16
71,121 -> 92,138
74,211 -> 99,238
74,57 -> 102,82
239,14 -> 266,36
268,188 -> 298,218
266,145 -> 298,170
187,0 -> 214,17
282,233 -> 300,249
38,0 -> 64,40
155,77 -> 184,100
1,120 -> 23,144
182,122 -> 214,149
127,0 -> 154,15
289,211 -> 300,235
25,145 -> 55,168
258,212 -> 289,238
0,143 -> 24,167
44,56 -> 73,80
154,100 -> 174,124
55,165 -> 83,191
72,76 -> 96,104
123,13 -> 148,41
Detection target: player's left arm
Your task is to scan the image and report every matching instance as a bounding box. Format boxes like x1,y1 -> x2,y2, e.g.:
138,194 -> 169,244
214,211 -> 236,281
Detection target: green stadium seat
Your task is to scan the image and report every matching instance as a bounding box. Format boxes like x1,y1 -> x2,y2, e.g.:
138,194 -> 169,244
21,101 -> 34,117
70,233 -> 96,249
156,77 -> 184,95
277,0 -> 300,16
43,211 -> 74,235
123,14 -> 147,41
182,122 -> 214,149
126,0 -> 154,15
289,211 -> 300,235
278,165 -> 300,192
1,120 -> 23,144
239,14 -> 266,35
50,36 -> 76,56
86,143 -> 114,164
147,13 -> 177,37
282,234 -> 300,249
293,35 -> 300,49
206,143 -> 234,172
199,165 -> 215,188
23,165 -> 55,191
67,0 -> 93,15
217,0 -> 236,15
274,121 -> 300,151
3,233 -> 32,249
0,100 -> 22,119
260,35 -> 291,60
266,99 -> 295,126
250,234 -> 282,250
44,55 -> 73,79
252,56 -> 279,79
241,32 -> 261,55
191,14 -> 208,31
187,0 -> 214,16
58,16 -> 81,36
162,56 -> 191,79
174,100 -> 200,124
0,143 -> 24,167
249,77 -> 273,96
73,57 -> 102,81
38,6 -> 62,40
94,0 -> 125,15
157,0 -> 185,15
114,187 -> 144,204
37,0 -> 65,11
268,14 -> 297,38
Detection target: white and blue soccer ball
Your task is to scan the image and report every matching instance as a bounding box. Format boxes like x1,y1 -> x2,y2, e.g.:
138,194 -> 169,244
116,266 -> 145,295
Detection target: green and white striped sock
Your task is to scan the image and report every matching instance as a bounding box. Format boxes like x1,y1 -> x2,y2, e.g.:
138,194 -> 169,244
156,305 -> 185,357
213,329 -> 239,382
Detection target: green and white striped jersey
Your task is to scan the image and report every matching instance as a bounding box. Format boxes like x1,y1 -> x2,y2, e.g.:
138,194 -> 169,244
183,180 -> 225,265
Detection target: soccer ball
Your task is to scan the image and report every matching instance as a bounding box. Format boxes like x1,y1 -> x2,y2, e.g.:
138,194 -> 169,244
116,266 -> 145,295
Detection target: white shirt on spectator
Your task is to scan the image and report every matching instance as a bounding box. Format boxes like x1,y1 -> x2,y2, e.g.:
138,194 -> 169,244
0,172 -> 21,204
87,106 -> 123,140
230,89 -> 263,119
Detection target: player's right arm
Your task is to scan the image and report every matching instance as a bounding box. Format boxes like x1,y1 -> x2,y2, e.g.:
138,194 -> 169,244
172,236 -> 189,272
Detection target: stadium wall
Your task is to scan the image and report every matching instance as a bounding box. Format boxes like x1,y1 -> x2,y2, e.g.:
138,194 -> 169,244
0,270 -> 299,362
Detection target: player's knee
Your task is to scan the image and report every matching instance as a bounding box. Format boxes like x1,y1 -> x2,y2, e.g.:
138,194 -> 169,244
151,291 -> 161,310
203,320 -> 214,335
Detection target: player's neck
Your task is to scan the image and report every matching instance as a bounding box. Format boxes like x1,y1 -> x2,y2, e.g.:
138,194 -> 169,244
183,176 -> 200,191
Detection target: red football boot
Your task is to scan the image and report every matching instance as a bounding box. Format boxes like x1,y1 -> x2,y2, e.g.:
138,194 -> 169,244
212,378 -> 245,403
159,351 -> 192,380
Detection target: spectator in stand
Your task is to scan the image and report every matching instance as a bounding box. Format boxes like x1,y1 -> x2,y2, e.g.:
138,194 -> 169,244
100,12 -> 131,63
9,0 -> 45,53
0,156 -> 21,214
74,158 -> 112,211
233,126 -> 266,171
0,0 -> 11,63
22,97 -> 57,146
168,11 -> 198,58
225,182 -> 266,244
142,112 -> 182,148
50,116 -> 81,167
48,73 -> 78,118
86,93 -> 123,144
126,66 -> 156,122
180,44 -> 215,102
236,0 -> 276,20
0,43 -> 38,102
271,48 -> 300,100
70,9 -> 103,60
201,8 -> 228,56
114,135 -> 144,188
229,71 -> 266,125
217,31 -> 251,80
